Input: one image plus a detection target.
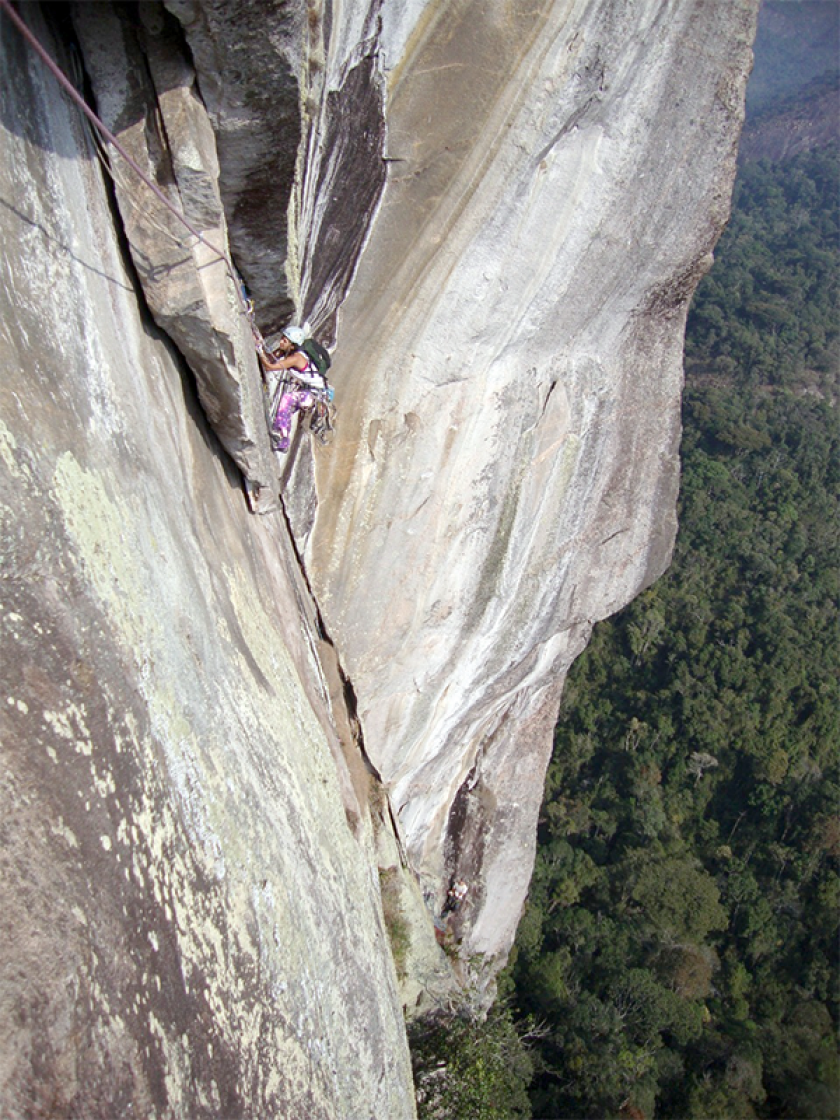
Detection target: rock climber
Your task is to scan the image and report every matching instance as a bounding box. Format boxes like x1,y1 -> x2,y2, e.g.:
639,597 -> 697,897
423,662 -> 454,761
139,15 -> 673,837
258,326 -> 326,453
442,879 -> 468,917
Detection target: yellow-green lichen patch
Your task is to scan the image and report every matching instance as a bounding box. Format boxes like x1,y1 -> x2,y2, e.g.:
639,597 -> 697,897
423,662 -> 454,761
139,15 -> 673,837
0,416 -> 26,480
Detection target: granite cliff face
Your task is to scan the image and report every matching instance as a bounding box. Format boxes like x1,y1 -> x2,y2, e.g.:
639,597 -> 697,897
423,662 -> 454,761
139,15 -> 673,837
297,0 -> 759,967
0,0 -> 757,1112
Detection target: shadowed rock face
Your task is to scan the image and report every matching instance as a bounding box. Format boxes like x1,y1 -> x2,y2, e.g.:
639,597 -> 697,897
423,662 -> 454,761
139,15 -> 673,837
71,1 -> 282,510
301,51 -> 387,339
0,5 -> 414,1115
164,0 -> 305,332
296,0 -> 759,966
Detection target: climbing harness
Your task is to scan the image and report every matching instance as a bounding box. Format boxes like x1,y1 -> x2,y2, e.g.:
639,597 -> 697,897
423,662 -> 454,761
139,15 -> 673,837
266,362 -> 336,450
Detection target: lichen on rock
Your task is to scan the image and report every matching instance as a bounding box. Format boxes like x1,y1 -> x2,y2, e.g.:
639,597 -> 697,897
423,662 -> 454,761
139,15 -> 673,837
0,4 -> 415,1112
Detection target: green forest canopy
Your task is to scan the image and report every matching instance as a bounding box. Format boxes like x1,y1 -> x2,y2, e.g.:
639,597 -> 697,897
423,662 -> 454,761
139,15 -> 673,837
507,145 -> 839,1120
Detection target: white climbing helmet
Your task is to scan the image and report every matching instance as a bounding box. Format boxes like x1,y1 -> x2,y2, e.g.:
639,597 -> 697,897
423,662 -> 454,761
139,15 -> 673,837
282,326 -> 305,347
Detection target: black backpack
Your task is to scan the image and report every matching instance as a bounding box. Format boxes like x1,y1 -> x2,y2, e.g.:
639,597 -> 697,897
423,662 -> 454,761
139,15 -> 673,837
301,338 -> 331,376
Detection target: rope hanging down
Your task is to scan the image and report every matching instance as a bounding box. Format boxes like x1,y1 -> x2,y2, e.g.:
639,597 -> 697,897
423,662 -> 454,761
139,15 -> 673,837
0,0 -> 264,345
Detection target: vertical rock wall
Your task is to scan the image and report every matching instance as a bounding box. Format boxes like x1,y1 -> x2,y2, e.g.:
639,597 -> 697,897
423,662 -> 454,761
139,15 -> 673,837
163,0 -> 305,331
71,1 -> 281,510
0,5 -> 414,1114
0,3 -> 763,1107
297,0 -> 759,965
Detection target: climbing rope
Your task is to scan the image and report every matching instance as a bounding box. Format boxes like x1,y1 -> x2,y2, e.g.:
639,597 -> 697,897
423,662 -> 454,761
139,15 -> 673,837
0,0 -> 265,348
0,0 -> 342,452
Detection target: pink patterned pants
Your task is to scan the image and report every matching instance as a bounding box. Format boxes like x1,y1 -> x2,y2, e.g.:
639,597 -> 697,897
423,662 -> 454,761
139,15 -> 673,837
271,386 -> 314,451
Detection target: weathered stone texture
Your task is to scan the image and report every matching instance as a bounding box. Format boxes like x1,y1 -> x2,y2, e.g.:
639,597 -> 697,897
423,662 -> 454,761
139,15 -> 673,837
300,51 -> 387,339
71,1 -> 281,510
164,0 -> 305,333
0,6 -> 414,1115
299,0 -> 759,965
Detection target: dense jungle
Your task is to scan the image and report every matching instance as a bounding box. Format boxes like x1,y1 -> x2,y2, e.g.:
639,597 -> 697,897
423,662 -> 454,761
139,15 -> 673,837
510,146 -> 839,1120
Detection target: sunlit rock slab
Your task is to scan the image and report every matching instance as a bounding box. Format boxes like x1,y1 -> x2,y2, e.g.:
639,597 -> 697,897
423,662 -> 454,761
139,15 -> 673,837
303,0 -> 759,965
